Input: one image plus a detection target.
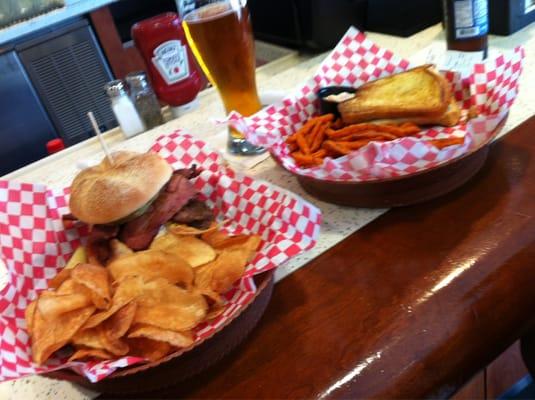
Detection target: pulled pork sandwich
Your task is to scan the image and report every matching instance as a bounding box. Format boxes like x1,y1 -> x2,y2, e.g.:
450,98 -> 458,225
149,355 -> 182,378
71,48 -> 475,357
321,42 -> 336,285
68,151 -> 213,264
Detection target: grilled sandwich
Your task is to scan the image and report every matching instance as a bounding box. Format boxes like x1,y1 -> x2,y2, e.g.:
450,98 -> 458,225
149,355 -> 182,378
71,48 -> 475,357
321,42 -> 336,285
338,65 -> 460,127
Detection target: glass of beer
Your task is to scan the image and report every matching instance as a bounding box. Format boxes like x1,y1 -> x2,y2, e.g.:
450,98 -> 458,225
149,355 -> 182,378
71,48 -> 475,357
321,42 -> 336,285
181,0 -> 265,155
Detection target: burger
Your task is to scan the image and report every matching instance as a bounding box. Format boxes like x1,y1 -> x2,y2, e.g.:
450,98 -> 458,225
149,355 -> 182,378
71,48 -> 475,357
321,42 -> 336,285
68,151 -> 213,264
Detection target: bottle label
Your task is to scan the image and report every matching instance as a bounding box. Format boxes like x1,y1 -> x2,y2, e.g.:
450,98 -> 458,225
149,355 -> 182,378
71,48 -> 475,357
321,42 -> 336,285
152,40 -> 190,85
453,0 -> 488,39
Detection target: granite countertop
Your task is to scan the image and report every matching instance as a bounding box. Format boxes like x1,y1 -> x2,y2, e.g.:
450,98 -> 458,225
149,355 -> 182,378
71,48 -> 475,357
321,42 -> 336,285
0,0 -> 116,46
0,23 -> 534,400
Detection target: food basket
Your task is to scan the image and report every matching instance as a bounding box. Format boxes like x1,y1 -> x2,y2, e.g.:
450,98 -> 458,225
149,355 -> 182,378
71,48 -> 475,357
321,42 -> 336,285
229,28 -> 524,207
0,132 -> 321,393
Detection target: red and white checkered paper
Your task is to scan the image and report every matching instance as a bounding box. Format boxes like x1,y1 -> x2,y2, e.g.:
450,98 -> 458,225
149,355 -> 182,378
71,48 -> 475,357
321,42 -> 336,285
0,131 -> 321,383
229,27 -> 525,181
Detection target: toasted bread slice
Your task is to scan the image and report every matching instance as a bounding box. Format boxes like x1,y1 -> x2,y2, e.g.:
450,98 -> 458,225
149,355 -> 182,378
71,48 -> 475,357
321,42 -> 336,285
371,97 -> 461,127
338,65 -> 451,124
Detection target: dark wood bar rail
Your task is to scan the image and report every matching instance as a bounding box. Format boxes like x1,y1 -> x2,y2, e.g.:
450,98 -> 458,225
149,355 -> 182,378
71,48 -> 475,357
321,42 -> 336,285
101,116 -> 535,398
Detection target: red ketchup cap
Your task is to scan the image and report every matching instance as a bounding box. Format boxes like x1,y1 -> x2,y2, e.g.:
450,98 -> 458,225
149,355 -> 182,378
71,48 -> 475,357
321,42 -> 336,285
47,138 -> 65,155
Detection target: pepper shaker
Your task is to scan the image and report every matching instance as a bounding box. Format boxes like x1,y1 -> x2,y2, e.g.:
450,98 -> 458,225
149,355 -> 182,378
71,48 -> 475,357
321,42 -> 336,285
126,71 -> 164,130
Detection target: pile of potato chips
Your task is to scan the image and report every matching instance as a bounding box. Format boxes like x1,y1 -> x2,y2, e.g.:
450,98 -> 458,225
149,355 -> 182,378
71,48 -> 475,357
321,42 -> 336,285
25,223 -> 261,365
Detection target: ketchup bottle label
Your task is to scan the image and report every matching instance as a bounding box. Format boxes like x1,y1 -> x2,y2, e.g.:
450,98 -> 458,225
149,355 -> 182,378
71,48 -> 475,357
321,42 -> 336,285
152,40 -> 190,85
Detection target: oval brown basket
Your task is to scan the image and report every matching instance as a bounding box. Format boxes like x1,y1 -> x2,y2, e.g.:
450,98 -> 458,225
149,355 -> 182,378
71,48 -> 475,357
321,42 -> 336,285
45,271 -> 274,394
274,116 -> 507,208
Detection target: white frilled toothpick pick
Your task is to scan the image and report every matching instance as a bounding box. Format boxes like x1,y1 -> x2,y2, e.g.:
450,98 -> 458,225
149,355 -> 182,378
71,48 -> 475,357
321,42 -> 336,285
87,111 -> 114,165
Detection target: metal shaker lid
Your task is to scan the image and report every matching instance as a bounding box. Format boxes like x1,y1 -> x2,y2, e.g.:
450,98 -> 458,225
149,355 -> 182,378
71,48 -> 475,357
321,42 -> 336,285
104,80 -> 127,97
125,71 -> 149,89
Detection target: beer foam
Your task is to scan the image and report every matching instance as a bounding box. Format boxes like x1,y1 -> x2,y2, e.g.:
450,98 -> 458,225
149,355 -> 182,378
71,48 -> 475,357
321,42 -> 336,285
184,2 -> 236,23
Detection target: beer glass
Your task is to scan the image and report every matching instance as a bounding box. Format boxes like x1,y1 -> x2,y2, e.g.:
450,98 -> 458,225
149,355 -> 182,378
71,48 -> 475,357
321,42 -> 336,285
180,0 -> 265,155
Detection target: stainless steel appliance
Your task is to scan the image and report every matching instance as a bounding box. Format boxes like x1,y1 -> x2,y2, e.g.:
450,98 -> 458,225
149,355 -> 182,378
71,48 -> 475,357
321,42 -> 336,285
17,19 -> 116,146
0,18 -> 116,175
0,47 -> 57,175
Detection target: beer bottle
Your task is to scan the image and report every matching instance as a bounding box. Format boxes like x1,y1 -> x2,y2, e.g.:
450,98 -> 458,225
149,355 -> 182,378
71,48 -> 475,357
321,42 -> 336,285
443,0 -> 488,57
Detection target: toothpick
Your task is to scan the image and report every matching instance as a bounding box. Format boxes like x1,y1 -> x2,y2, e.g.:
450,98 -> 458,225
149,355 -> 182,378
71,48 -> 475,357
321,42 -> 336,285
88,112 -> 114,165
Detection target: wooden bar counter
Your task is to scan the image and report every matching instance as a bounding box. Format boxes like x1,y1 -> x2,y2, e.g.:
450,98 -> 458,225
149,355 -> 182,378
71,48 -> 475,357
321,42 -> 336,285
99,115 -> 535,399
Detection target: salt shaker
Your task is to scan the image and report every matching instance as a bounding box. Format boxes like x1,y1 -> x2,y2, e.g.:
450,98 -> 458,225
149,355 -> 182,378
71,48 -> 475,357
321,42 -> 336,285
126,72 -> 164,130
104,80 -> 145,138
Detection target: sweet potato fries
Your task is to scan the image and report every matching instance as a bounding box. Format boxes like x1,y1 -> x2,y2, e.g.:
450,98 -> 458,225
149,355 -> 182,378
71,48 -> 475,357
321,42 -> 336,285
286,114 -> 465,168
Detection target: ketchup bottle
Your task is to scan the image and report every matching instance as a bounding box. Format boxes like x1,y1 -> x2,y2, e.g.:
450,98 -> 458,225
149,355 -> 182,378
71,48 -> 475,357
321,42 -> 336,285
132,13 -> 203,118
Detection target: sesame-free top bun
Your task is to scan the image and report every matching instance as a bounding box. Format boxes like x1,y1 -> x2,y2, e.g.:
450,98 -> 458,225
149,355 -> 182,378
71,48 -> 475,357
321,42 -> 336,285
69,151 -> 173,224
